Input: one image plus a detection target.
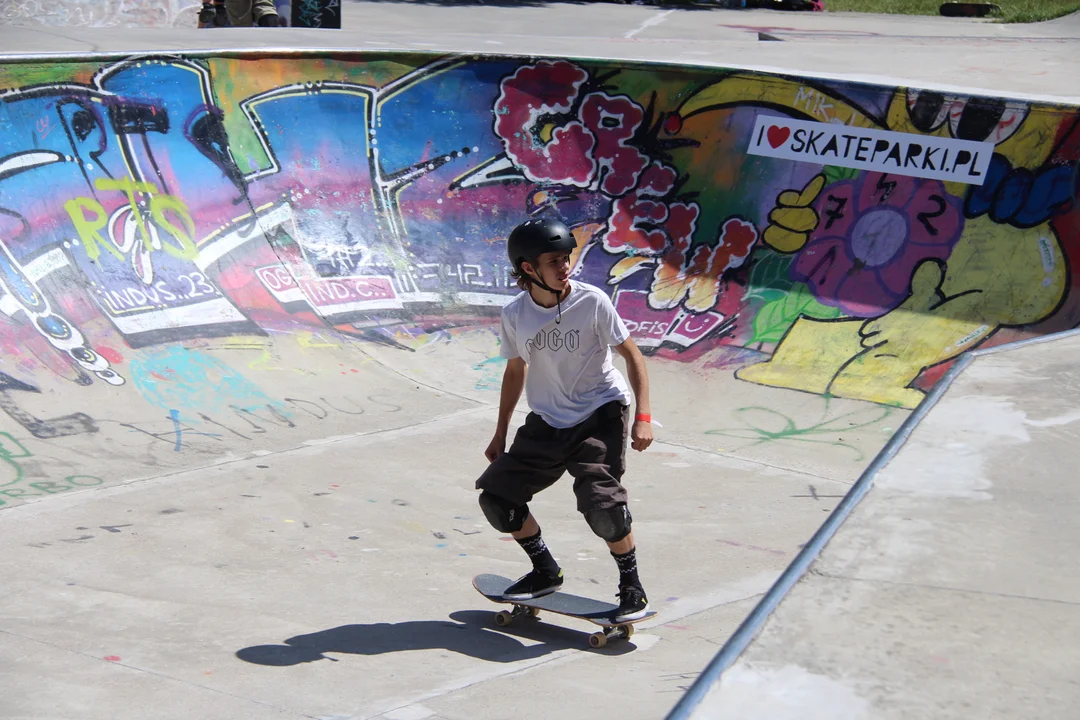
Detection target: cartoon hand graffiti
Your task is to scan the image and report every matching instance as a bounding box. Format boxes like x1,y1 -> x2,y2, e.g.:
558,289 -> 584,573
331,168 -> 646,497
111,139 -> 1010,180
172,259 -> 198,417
763,174 -> 826,253
673,75 -> 1074,407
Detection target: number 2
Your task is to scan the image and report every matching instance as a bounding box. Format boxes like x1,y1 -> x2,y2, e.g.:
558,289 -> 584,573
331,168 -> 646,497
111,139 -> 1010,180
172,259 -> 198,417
917,195 -> 947,236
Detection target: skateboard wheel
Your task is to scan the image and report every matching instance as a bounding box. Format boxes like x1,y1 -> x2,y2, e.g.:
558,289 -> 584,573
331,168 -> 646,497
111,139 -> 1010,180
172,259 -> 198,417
528,607 -> 540,617
623,624 -> 635,639
495,610 -> 513,627
588,632 -> 607,649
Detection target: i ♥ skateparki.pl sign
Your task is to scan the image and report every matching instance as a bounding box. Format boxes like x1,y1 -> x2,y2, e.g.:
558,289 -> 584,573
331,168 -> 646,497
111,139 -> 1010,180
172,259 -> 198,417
747,116 -> 994,185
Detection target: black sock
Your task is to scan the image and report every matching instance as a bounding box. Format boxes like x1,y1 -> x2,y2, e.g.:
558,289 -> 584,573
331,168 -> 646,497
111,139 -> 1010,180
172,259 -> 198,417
516,531 -> 561,577
611,547 -> 641,589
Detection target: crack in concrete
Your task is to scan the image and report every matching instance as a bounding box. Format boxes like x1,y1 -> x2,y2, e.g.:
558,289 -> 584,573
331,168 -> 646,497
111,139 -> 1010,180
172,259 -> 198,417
655,437 -> 859,488
813,569 -> 1080,607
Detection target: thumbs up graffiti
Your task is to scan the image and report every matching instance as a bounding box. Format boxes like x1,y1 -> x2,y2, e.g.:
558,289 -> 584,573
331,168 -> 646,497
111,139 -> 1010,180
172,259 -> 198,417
763,174 -> 827,253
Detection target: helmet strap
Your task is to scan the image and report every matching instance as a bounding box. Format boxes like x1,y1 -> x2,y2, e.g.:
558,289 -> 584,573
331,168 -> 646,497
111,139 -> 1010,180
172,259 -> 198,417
524,265 -> 565,325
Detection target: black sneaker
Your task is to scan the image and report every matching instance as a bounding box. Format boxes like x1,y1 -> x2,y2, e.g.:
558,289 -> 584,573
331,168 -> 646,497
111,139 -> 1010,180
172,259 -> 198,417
615,584 -> 648,622
502,569 -> 563,600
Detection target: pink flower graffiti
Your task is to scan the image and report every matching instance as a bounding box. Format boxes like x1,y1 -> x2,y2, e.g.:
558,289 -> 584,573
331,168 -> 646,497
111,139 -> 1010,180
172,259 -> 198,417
493,61 -> 649,195
792,172 -> 963,318
493,60 -> 758,319
602,163 -> 686,257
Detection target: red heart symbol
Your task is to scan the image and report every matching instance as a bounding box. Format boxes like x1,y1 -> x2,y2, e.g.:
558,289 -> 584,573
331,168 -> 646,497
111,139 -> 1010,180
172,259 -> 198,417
766,126 -> 790,149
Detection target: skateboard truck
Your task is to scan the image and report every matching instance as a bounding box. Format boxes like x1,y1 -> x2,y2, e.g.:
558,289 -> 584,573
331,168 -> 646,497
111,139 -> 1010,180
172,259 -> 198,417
494,605 -> 540,626
589,622 -> 634,649
493,602 -> 635,648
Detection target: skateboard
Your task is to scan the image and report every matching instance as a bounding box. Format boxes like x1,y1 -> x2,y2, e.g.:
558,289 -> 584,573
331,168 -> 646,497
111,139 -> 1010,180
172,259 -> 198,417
472,573 -> 657,648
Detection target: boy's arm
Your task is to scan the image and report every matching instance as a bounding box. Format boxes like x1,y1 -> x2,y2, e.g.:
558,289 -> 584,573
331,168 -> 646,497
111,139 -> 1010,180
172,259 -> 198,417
487,357 -> 526,462
615,337 -> 653,452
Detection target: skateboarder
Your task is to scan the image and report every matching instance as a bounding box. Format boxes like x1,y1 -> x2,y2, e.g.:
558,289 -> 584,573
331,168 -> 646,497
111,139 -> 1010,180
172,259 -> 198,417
475,218 -> 654,622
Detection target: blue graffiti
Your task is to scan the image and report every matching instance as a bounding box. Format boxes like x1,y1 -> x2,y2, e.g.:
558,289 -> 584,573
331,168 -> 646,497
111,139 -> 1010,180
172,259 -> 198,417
130,346 -> 285,418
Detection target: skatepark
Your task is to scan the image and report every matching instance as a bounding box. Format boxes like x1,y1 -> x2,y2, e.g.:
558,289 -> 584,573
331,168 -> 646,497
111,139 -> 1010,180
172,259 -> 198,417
0,2 -> 1078,718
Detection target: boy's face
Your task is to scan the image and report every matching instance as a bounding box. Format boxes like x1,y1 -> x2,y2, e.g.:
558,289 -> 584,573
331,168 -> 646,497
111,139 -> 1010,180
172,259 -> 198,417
525,251 -> 572,291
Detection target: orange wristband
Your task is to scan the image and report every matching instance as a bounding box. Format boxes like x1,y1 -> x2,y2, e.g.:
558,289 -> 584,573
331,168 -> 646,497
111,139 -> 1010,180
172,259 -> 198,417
635,413 -> 651,423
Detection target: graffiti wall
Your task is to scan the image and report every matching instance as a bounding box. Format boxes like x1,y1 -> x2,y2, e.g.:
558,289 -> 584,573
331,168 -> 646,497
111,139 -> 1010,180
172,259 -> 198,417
0,51 -> 1076,505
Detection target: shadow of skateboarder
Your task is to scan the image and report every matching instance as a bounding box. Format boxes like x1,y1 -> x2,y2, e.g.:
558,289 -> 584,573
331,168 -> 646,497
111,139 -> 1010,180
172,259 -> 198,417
236,610 -> 638,665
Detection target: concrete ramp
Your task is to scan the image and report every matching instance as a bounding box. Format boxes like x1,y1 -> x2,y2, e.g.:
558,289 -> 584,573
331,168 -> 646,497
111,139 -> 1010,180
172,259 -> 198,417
683,331 -> 1080,720
0,35 -> 1077,719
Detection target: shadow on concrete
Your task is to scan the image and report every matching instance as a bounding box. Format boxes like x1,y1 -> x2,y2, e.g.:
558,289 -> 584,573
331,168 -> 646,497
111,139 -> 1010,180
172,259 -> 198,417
236,610 -> 638,665
236,617 -> 555,665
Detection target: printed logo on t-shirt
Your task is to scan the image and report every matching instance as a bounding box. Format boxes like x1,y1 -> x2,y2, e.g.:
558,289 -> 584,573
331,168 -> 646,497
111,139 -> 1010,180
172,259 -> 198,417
525,327 -> 580,354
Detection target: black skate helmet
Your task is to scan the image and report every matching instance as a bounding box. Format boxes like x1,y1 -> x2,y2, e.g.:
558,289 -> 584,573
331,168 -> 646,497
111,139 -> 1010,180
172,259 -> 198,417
507,218 -> 576,273
507,218 -> 577,322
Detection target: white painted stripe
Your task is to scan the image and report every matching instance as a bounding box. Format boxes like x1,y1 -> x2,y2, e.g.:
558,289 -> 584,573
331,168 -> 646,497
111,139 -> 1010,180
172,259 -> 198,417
456,292 -> 514,307
195,202 -> 294,271
398,292 -> 442,303
266,286 -> 307,305
1025,409 -> 1080,428
315,297 -> 404,314
0,151 -> 62,177
103,296 -> 248,334
625,10 -> 674,39
24,249 -> 70,282
0,294 -> 20,317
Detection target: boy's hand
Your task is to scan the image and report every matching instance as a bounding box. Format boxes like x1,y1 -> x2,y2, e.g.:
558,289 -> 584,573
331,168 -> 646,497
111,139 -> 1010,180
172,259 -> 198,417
485,433 -> 506,463
631,419 -> 653,452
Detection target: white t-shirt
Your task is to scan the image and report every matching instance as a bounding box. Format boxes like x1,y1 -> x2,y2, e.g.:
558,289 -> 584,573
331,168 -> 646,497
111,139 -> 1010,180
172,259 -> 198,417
499,280 -> 632,428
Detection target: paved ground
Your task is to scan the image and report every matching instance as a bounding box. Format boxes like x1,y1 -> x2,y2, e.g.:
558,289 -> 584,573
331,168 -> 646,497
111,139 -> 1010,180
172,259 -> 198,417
694,332 -> 1080,720
0,1 -> 1077,102
0,331 -> 897,720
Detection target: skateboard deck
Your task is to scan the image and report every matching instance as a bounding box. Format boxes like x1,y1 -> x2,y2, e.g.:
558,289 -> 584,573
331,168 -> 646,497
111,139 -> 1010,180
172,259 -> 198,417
472,573 -> 657,648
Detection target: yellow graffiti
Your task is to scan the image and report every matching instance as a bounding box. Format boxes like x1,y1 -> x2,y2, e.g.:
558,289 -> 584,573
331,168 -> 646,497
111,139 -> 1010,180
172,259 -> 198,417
569,222 -> 601,273
296,331 -> 341,350
64,178 -> 198,264
248,347 -> 314,375
677,74 -> 878,130
651,252 -> 720,313
64,196 -> 117,263
677,76 -> 1070,408
740,224 -> 1066,408
610,256 -> 651,283
215,338 -> 321,375
763,174 -> 827,253
96,177 -> 157,252
149,193 -> 199,260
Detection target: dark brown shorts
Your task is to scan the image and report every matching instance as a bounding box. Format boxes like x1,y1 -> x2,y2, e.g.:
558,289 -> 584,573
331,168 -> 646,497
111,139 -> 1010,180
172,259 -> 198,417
475,401 -> 630,514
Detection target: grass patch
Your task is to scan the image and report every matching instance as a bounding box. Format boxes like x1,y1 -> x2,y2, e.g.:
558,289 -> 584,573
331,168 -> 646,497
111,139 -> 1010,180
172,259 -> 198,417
823,0 -> 1080,22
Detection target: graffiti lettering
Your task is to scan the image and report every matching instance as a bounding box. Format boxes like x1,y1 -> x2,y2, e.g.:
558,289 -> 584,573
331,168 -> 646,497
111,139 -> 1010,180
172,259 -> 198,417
283,398 -> 329,419
0,48 -> 1072,482
0,429 -> 104,507
794,86 -> 837,123
0,372 -> 98,439
705,401 -> 895,462
494,61 -> 595,188
114,394 -> 393,452
293,0 -> 340,28
64,179 -> 197,284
